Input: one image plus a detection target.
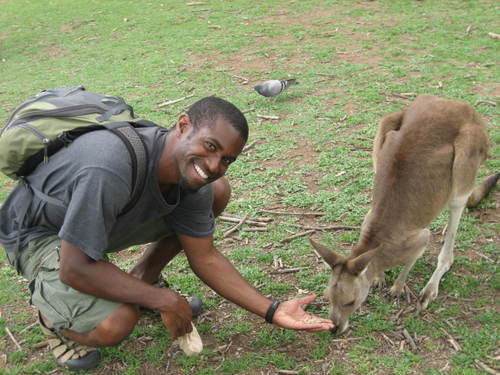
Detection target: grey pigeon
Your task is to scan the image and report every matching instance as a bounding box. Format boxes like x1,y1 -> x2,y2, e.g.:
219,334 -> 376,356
254,79 -> 298,97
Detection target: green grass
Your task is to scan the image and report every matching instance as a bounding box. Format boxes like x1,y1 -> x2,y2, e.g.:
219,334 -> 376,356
1,0 -> 499,374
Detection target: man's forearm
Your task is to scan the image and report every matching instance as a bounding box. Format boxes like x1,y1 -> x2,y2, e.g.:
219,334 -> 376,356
186,245 -> 272,318
59,240 -> 178,311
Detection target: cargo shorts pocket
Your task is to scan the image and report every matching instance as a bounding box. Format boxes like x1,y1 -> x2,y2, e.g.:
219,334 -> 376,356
30,249 -> 72,330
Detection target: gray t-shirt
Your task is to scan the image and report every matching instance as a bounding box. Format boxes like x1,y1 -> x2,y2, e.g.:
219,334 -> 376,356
0,126 -> 215,261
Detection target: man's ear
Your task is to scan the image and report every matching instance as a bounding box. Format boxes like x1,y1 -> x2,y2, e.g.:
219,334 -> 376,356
176,114 -> 192,135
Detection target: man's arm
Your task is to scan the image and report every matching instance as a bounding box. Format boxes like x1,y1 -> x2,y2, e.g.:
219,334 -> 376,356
178,234 -> 334,331
59,239 -> 193,338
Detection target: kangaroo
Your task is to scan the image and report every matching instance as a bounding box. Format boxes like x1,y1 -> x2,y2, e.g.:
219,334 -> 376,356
310,94 -> 499,334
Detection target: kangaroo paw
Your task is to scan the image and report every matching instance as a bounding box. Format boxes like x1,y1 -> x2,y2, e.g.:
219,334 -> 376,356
417,285 -> 438,312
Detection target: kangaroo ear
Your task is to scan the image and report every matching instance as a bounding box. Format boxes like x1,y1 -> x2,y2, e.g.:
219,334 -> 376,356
345,249 -> 377,275
309,238 -> 346,269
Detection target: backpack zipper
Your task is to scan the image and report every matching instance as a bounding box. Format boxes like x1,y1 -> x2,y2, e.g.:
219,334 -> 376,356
1,87 -> 85,135
16,123 -> 51,163
6,104 -> 108,130
8,103 -> 108,165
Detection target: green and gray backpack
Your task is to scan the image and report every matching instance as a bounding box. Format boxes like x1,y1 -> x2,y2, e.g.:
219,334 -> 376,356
0,86 -> 157,214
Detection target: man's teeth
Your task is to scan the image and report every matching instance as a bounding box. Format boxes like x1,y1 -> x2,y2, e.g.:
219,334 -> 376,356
194,163 -> 208,179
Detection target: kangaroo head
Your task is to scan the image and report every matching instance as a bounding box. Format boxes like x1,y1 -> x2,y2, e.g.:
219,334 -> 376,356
310,238 -> 376,334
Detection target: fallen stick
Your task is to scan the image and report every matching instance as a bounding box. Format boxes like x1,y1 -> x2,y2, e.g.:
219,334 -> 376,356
402,328 -> 418,351
18,322 -> 37,335
219,215 -> 267,226
383,92 -> 417,100
475,359 -> 499,375
331,337 -> 363,343
290,223 -> 358,231
157,94 -> 194,108
6,327 -> 22,351
278,370 -> 299,375
221,213 -> 272,222
280,229 -> 316,243
472,250 -> 496,263
258,209 -> 324,217
381,332 -> 395,346
475,100 -> 497,107
256,114 -> 280,120
244,227 -> 268,232
242,140 -> 258,152
272,267 -> 308,274
440,328 -> 461,351
230,74 -> 249,84
223,214 -> 248,237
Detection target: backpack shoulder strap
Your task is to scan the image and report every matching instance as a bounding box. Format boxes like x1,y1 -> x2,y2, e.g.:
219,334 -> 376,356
102,122 -> 149,216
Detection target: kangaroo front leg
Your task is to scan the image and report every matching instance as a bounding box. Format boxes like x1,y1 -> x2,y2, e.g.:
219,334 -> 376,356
390,229 -> 430,297
418,197 -> 468,311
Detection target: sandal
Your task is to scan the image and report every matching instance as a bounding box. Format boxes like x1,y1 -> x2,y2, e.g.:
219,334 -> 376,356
38,313 -> 100,371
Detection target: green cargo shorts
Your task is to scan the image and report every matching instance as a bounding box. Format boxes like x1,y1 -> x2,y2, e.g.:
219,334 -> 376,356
19,235 -> 122,333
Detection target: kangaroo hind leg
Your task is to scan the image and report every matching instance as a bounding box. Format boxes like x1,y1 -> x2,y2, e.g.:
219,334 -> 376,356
418,124 -> 485,311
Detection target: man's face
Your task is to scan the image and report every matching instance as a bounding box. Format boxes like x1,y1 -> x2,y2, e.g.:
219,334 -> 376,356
175,117 -> 245,192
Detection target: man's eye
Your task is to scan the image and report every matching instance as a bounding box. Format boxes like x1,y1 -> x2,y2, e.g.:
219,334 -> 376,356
206,142 -> 216,151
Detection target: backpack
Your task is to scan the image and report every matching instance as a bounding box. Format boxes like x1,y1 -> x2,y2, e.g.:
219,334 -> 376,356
0,85 -> 157,214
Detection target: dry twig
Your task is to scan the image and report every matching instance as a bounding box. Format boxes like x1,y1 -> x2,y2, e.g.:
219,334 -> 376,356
272,267 -> 308,274
280,229 -> 316,243
219,215 -> 267,227
473,250 -> 496,263
18,322 -> 37,334
230,74 -> 249,84
157,94 -> 194,108
440,327 -> 461,351
223,214 -> 248,237
6,327 -> 22,351
402,328 -> 418,351
290,223 -> 358,231
383,92 -> 417,100
242,140 -> 258,152
256,114 -> 280,120
244,227 -> 268,232
258,209 -> 324,217
475,99 -> 497,107
475,360 -> 499,375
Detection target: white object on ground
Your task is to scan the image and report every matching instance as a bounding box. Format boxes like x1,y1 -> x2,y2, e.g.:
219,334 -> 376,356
177,323 -> 203,355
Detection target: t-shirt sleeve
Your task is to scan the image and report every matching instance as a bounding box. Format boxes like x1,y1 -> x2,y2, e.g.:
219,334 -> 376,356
58,167 -> 130,260
166,184 -> 215,238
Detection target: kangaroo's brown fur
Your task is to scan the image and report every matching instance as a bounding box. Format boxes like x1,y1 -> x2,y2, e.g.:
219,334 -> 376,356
311,94 -> 498,334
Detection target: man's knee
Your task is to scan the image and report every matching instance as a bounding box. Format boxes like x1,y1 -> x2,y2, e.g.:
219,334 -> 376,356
212,176 -> 231,217
90,304 -> 139,346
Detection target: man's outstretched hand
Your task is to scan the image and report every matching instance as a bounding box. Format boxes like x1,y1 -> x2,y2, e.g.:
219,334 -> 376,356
272,295 -> 334,331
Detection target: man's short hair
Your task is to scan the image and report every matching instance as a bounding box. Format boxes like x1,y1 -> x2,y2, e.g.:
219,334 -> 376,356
187,97 -> 248,142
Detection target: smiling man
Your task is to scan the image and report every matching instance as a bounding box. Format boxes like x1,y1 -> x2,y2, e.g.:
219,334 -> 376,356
0,96 -> 334,371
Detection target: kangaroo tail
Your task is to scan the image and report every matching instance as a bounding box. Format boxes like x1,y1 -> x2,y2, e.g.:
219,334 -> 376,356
466,173 -> 500,208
